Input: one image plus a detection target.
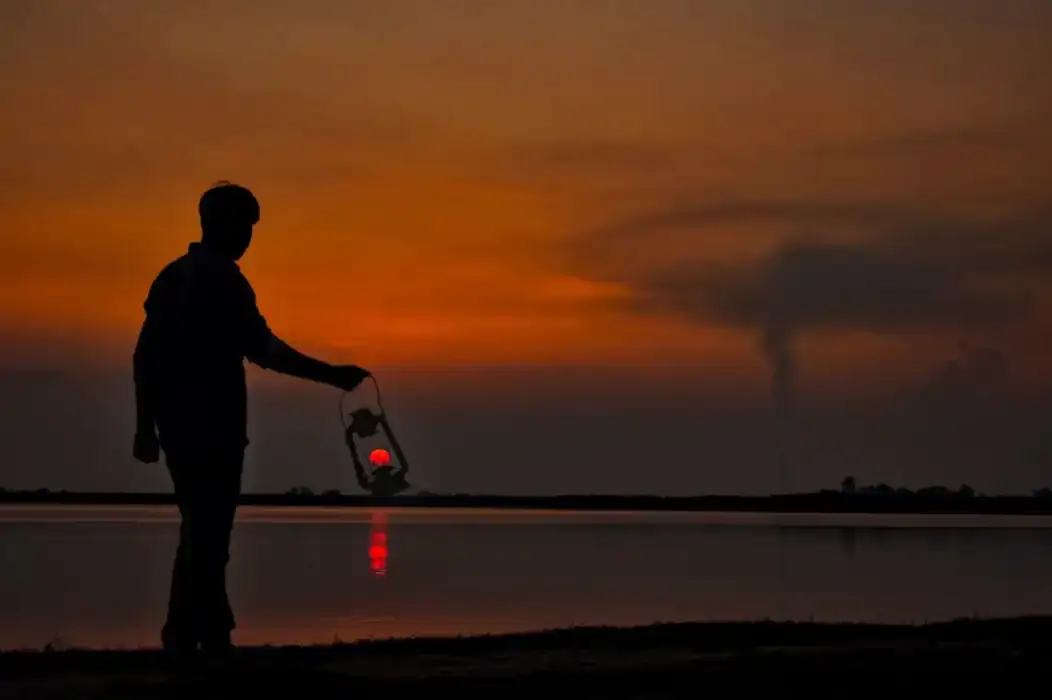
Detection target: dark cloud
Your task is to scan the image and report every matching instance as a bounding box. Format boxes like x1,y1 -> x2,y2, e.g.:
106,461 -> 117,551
572,200 -> 936,279
627,233 -> 1039,333
925,343 -> 1009,396
570,197 -> 1052,483
575,198 -> 1052,333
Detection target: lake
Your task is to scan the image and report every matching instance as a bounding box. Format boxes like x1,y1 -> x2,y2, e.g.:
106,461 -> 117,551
2,505 -> 1052,651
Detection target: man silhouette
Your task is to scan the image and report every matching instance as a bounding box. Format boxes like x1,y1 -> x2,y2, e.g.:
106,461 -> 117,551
132,181 -> 370,659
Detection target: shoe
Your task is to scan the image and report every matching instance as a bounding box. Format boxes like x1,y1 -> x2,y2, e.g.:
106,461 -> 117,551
199,632 -> 236,667
162,643 -> 200,671
161,627 -> 200,665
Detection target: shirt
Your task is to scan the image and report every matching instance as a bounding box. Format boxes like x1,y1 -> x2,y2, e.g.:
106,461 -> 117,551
134,242 -> 274,452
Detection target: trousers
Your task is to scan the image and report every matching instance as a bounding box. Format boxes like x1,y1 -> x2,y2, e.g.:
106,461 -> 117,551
161,445 -> 244,648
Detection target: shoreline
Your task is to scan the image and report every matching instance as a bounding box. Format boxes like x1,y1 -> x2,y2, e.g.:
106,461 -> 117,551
2,618 -> 1050,696
4,491 -> 1052,515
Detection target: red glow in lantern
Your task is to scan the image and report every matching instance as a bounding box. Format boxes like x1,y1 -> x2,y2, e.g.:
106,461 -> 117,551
369,448 -> 391,467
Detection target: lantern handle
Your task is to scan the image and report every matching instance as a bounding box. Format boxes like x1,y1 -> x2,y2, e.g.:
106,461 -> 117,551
339,374 -> 411,483
339,375 -> 387,430
346,433 -> 372,491
378,413 -> 410,478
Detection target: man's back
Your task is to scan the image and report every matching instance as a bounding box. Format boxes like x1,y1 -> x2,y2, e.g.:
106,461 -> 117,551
138,242 -> 271,451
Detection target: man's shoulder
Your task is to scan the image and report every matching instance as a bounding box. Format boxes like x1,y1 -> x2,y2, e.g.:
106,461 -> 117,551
145,255 -> 187,298
148,248 -> 252,296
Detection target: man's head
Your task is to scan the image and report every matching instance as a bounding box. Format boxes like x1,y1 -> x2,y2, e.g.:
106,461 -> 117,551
198,181 -> 260,261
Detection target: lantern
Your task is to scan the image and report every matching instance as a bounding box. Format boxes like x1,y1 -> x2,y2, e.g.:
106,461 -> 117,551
341,378 -> 411,497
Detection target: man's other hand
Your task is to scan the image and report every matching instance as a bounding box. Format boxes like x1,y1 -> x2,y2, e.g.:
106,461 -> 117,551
332,364 -> 371,393
133,430 -> 161,464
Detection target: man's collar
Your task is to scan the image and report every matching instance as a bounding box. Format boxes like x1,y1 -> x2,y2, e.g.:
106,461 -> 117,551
188,241 -> 239,268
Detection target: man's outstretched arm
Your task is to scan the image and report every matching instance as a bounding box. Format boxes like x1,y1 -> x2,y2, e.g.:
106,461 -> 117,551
237,278 -> 370,392
249,335 -> 340,384
379,415 -> 410,480
248,334 -> 371,393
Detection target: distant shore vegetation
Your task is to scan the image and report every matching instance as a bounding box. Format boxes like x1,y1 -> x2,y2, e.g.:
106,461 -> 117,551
2,479 -> 1052,516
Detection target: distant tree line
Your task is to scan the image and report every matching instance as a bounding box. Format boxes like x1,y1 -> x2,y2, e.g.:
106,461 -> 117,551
2,483 -> 1052,499
836,476 -> 980,499
835,477 -> 1052,500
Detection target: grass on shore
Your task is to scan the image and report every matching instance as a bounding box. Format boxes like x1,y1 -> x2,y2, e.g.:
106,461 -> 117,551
0,617 -> 1049,700
3,616 -> 1051,673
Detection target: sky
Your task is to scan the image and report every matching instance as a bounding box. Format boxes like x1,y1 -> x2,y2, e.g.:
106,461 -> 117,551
1,0 -> 1051,495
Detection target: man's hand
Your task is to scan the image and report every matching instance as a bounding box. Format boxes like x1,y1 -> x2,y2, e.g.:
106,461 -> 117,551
331,364 -> 371,393
133,429 -> 161,464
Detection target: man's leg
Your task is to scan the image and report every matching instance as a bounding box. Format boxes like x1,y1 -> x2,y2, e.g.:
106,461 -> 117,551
195,447 -> 244,651
162,453 -> 198,654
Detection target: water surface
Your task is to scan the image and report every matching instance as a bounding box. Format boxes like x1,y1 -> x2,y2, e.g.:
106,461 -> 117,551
2,505 -> 1051,650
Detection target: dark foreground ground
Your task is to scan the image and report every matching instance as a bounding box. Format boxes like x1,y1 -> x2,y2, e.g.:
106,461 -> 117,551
2,618 -> 1052,698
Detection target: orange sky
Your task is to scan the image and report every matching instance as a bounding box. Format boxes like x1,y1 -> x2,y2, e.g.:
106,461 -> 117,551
2,0 -> 1050,391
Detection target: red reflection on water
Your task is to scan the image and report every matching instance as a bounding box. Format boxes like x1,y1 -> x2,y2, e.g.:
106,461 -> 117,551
369,511 -> 388,576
